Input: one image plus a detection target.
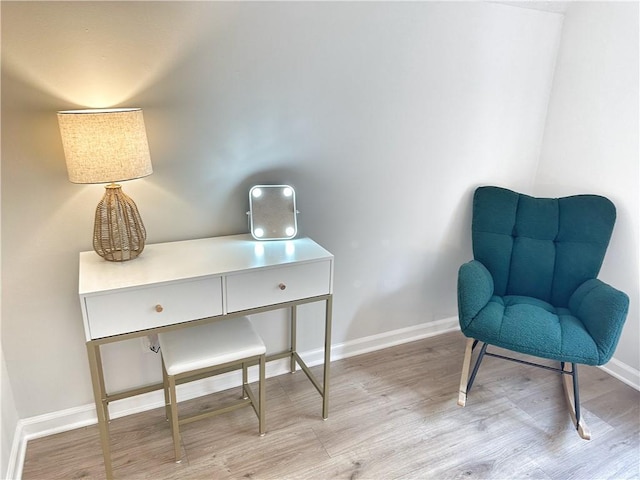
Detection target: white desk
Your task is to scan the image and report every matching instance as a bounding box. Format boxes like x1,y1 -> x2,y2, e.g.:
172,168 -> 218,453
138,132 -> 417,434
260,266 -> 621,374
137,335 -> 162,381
79,234 -> 334,479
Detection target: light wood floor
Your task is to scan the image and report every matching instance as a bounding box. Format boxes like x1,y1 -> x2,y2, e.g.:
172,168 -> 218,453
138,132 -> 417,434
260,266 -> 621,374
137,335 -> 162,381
23,331 -> 640,479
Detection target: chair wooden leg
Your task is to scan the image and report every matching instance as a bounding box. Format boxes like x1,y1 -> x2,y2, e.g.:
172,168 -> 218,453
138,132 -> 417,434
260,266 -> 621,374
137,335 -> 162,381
458,338 -> 474,407
561,363 -> 591,440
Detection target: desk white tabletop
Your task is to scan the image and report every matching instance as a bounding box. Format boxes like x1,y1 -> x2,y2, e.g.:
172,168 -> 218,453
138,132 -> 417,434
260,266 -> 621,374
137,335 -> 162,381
79,233 -> 333,295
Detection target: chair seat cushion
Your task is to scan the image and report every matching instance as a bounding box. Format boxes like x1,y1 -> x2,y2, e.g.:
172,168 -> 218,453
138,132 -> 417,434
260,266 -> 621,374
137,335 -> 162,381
158,317 -> 266,376
465,295 -> 600,365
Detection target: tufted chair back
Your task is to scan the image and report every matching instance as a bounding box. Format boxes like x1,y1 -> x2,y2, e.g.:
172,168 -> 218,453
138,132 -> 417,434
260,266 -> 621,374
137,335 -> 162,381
472,186 -> 616,307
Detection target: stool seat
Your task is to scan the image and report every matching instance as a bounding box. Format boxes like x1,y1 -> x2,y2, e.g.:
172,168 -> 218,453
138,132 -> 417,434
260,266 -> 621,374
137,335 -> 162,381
158,317 -> 266,376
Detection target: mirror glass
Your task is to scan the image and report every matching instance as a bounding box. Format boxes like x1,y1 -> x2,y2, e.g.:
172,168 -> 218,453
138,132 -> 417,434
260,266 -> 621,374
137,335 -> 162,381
249,185 -> 298,240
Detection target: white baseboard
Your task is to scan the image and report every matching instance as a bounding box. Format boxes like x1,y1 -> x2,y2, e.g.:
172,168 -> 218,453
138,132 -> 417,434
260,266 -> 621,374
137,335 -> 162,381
600,357 -> 640,391
7,317 -> 638,479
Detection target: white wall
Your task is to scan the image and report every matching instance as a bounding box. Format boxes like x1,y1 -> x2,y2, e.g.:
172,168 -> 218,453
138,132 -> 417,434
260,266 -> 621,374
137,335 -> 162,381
1,1 -> 563,421
535,2 -> 639,373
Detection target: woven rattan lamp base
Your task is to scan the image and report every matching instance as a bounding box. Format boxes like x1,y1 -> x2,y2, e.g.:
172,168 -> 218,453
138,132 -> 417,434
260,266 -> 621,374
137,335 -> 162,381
93,184 -> 146,261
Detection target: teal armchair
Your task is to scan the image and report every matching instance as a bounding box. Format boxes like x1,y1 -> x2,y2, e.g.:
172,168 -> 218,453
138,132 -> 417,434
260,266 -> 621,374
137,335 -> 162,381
457,186 -> 629,439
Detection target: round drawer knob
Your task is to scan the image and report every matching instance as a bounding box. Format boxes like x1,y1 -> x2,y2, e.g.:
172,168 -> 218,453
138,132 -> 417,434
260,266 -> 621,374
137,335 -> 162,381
155,304 -> 164,313
278,283 -> 287,291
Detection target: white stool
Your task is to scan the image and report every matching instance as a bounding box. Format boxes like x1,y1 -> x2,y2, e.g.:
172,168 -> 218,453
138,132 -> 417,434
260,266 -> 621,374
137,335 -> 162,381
157,316 -> 266,462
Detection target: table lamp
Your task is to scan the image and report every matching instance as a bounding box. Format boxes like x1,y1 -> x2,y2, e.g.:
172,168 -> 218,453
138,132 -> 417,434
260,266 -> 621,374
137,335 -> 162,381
57,108 -> 153,261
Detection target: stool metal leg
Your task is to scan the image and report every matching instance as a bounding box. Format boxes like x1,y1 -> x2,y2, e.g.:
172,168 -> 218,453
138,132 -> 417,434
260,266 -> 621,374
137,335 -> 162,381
167,374 -> 182,462
259,354 -> 266,436
162,361 -> 171,422
242,362 -> 249,400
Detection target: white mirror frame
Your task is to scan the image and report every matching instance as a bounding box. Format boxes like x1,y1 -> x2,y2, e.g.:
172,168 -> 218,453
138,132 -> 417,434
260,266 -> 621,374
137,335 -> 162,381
248,184 -> 298,240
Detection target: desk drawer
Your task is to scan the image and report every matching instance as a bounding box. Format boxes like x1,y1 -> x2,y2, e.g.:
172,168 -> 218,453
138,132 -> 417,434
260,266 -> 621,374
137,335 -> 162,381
84,277 -> 223,339
226,260 -> 331,313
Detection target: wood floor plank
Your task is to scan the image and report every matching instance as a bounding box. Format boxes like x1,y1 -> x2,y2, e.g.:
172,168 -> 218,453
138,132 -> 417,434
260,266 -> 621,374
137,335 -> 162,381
22,332 -> 640,479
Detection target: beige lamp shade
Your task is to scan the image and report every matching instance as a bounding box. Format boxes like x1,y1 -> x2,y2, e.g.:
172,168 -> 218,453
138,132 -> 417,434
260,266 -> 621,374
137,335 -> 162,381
57,108 -> 152,184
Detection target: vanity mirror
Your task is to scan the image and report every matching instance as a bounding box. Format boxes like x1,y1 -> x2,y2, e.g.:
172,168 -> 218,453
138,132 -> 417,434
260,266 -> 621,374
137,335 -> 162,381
248,185 -> 298,240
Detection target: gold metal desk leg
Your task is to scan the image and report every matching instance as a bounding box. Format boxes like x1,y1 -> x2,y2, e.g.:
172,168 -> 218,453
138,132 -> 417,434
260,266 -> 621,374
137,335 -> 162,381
86,342 -> 114,479
290,305 -> 298,373
94,346 -> 110,423
322,295 -> 333,419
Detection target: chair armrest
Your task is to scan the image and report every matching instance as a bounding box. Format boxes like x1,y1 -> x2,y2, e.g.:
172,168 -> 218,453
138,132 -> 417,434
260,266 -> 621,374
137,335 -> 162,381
569,279 -> 630,365
457,260 -> 494,331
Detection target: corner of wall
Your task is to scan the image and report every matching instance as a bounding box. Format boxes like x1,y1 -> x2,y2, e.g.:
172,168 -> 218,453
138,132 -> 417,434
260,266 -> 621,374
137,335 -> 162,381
1,347 -> 22,480
531,8 -> 566,189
